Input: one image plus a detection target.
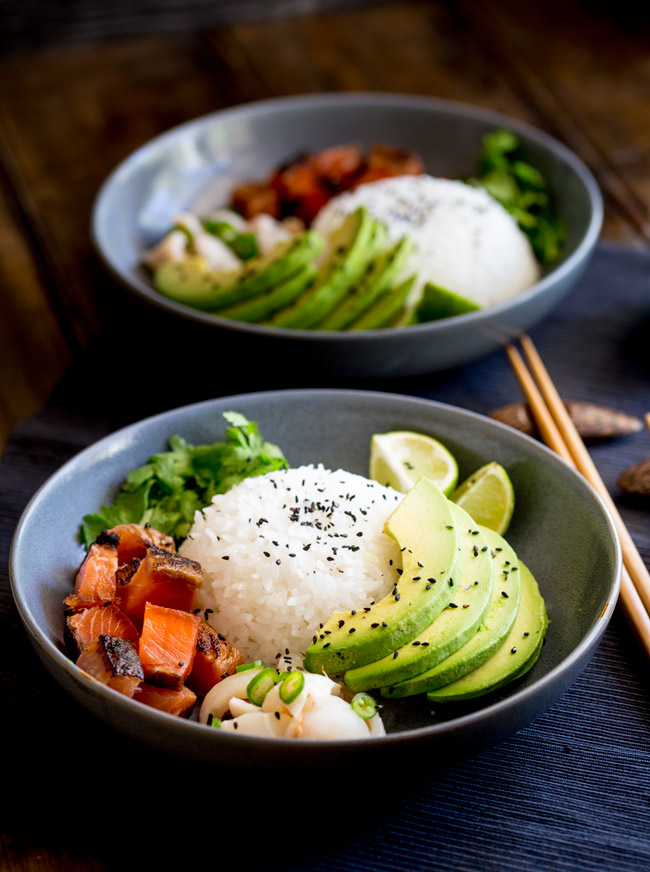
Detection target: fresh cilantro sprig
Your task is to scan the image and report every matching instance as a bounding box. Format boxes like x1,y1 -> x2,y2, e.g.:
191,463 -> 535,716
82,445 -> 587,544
469,129 -> 567,267
81,412 -> 288,548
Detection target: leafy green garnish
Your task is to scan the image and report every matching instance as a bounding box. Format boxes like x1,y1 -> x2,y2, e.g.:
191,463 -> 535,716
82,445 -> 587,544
81,412 -> 288,548
469,129 -> 567,267
202,219 -> 259,261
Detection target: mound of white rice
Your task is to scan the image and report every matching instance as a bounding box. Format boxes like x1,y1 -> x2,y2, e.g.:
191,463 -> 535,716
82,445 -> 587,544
313,174 -> 540,308
180,465 -> 403,664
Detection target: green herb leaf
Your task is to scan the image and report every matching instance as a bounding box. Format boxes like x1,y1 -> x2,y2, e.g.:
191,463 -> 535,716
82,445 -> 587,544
79,413 -> 288,547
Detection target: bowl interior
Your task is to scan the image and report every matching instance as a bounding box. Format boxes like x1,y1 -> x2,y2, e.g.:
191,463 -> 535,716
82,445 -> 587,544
94,94 -> 599,306
11,390 -> 619,758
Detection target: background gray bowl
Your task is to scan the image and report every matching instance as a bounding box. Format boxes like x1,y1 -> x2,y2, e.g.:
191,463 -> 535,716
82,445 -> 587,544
10,389 -> 620,772
92,93 -> 603,378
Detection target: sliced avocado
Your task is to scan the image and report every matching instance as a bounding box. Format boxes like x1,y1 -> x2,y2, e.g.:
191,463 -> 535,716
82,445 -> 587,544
382,526 -> 522,698
303,477 -> 464,675
267,207 -> 378,330
318,235 -> 414,330
215,263 -> 318,323
416,281 -> 481,323
426,560 -> 547,702
346,274 -> 417,330
153,230 -> 323,311
344,502 -> 493,692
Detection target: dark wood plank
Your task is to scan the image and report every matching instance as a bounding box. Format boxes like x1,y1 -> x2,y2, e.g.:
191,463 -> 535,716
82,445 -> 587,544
202,0 -> 640,243
457,0 -> 650,246
0,34 -> 244,352
0,178 -> 71,450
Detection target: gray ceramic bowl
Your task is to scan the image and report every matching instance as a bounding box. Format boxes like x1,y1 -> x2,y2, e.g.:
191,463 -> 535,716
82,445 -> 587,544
10,389 -> 620,772
91,93 -> 602,378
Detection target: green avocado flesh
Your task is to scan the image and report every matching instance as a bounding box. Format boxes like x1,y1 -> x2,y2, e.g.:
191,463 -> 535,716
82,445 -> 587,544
382,526 -> 522,698
267,207 -> 378,329
153,230 -> 324,310
344,501 -> 494,691
318,234 -> 414,330
416,281 -> 482,323
348,273 -> 417,330
303,477 -> 464,676
426,560 -> 547,702
216,263 -> 318,323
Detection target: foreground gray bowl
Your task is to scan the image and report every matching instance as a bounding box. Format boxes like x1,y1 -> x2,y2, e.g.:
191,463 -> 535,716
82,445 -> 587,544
92,93 -> 603,378
10,390 -> 620,771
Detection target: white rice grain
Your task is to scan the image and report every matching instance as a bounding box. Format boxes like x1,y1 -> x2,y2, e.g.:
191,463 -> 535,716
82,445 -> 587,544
180,465 -> 403,663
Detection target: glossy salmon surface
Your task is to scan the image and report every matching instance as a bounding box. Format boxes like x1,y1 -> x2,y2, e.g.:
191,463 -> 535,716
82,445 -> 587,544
76,634 -> 143,698
135,683 -> 197,717
66,603 -> 138,656
106,523 -> 176,564
138,602 -> 201,689
118,546 -> 202,628
187,621 -> 244,697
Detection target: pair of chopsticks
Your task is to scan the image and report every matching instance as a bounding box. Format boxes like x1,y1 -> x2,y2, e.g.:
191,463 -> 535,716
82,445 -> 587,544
506,334 -> 650,658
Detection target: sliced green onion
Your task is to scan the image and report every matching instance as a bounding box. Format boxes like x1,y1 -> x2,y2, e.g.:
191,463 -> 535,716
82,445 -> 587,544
247,667 -> 279,706
210,716 -> 222,729
203,219 -> 259,261
351,692 -> 378,720
236,660 -> 264,673
278,670 -> 305,704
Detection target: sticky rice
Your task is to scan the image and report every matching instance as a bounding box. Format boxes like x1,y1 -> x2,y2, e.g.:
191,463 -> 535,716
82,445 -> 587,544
180,465 -> 403,664
313,174 -> 541,307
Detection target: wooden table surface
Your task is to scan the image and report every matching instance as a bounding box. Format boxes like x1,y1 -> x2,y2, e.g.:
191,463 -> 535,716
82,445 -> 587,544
1,3 -> 650,869
1,0 -> 650,455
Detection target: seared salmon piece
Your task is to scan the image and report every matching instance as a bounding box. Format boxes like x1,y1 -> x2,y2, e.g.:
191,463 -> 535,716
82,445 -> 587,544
76,634 -> 143,698
118,546 -> 202,628
64,539 -> 118,610
187,621 -> 244,697
138,602 -> 201,690
135,683 -> 197,718
104,523 -> 175,565
66,603 -> 138,657
231,181 -> 280,219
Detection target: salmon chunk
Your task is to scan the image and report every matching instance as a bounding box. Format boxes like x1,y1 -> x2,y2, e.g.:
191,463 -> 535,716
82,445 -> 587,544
187,621 -> 244,697
118,546 -> 202,628
138,602 -> 201,690
64,539 -> 118,610
66,603 -> 139,657
135,683 -> 197,718
76,634 -> 143,698
105,523 -> 176,565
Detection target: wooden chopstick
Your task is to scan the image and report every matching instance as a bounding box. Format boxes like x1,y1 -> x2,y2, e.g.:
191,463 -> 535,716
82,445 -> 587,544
506,338 -> 650,657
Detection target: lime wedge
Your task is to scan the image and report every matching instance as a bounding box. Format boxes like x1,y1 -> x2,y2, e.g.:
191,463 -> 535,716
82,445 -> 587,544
450,462 -> 515,535
369,431 -> 459,495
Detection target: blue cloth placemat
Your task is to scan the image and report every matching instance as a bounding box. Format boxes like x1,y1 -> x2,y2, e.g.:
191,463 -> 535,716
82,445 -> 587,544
1,242 -> 649,870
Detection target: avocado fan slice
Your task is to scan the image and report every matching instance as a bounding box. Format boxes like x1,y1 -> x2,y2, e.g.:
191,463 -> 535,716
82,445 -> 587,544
416,281 -> 482,323
303,477 -> 464,676
346,273 -> 417,330
214,263 -> 318,323
426,560 -> 547,702
317,234 -> 414,330
382,526 -> 522,698
153,229 -> 323,311
344,501 -> 494,692
267,206 -> 379,330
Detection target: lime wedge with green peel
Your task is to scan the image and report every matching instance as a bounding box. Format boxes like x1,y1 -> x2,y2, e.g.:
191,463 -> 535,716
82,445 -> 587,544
369,431 -> 459,496
450,462 -> 515,535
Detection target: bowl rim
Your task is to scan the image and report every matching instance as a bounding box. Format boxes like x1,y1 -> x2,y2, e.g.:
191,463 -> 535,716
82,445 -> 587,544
9,388 -> 621,753
91,91 -> 604,340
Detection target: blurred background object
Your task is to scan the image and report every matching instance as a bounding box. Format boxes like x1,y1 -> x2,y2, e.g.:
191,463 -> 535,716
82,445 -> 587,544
1,0 -> 650,449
